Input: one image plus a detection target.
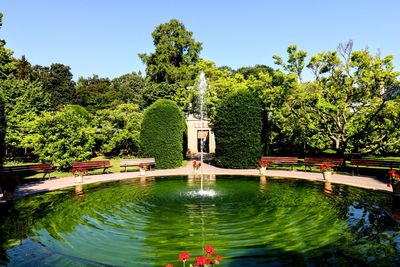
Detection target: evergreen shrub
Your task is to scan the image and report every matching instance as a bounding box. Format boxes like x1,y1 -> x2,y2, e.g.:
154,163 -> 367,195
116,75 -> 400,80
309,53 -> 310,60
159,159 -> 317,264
213,90 -> 262,168
140,99 -> 184,169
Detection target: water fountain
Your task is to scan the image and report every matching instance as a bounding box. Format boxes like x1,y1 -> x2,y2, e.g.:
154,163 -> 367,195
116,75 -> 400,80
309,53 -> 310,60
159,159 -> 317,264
196,71 -> 216,197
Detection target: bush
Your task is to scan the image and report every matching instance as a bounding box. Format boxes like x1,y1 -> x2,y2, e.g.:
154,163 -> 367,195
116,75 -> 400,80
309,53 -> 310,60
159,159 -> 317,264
32,107 -> 95,170
93,103 -> 143,156
212,90 -> 262,168
140,99 -> 184,169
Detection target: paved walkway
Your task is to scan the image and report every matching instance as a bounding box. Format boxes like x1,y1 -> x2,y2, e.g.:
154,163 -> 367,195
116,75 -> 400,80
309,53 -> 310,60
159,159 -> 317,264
14,162 -> 392,199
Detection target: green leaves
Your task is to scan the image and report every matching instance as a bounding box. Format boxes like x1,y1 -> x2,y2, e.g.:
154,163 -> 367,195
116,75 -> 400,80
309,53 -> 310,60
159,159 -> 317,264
140,99 -> 185,169
140,19 -> 202,85
93,103 -> 142,156
34,63 -> 76,109
213,90 -> 262,168
285,41 -> 400,155
32,107 -> 95,170
273,45 -> 307,82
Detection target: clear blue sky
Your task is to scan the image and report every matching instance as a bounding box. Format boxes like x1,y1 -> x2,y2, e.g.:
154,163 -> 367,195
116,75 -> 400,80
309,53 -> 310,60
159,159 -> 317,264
1,0 -> 399,80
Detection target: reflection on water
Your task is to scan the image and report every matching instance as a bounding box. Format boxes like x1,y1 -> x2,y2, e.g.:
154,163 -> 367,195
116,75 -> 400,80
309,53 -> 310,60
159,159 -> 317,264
0,176 -> 399,266
324,181 -> 333,197
74,184 -> 84,195
187,174 -> 216,186
392,196 -> 400,221
259,176 -> 267,194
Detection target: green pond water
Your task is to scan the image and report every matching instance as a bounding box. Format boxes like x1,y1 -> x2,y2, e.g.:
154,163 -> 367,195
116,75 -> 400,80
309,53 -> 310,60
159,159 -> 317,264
0,175 -> 400,266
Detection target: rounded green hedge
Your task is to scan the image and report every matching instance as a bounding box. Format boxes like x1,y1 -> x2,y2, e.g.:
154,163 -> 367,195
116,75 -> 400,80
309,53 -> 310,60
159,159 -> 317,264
213,89 -> 262,168
140,99 -> 184,169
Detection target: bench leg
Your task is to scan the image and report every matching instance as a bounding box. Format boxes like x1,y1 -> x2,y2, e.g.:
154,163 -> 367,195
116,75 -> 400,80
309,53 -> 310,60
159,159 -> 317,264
304,165 -> 311,172
42,172 -> 51,180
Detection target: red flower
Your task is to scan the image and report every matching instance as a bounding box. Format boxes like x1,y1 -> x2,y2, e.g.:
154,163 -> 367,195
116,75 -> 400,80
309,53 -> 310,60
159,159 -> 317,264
215,254 -> 222,261
71,167 -> 88,176
193,160 -> 201,170
204,245 -> 215,254
317,164 -> 332,172
165,264 -> 173,267
179,251 -> 190,262
139,163 -> 148,170
196,256 -> 208,265
258,160 -> 270,167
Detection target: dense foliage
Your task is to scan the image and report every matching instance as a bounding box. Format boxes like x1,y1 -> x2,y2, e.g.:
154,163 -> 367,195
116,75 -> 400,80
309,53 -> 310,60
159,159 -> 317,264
139,19 -> 202,84
93,104 -> 142,156
34,63 -> 76,109
213,90 -> 262,168
32,106 -> 95,170
139,19 -> 202,110
280,41 -> 400,155
140,99 -> 184,169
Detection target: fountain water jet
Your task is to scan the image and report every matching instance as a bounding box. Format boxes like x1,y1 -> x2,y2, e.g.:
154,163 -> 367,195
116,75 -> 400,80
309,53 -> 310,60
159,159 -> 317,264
198,71 -> 207,193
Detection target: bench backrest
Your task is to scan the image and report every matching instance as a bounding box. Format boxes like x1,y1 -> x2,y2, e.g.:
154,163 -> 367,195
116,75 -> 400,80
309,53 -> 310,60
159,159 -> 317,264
304,157 -> 344,166
72,160 -> 111,169
350,159 -> 400,169
3,163 -> 53,173
120,158 -> 156,166
261,156 -> 298,164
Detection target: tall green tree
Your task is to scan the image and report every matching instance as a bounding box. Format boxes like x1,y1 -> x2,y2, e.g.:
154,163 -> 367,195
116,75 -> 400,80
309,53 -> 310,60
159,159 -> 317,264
0,12 -> 10,166
236,64 -> 274,79
0,12 -> 16,79
286,41 -> 400,155
75,75 -> 115,112
273,45 -> 307,82
1,79 -> 51,158
111,72 -> 146,108
15,55 -> 35,81
139,19 -> 202,109
139,19 -> 202,84
34,63 -> 76,109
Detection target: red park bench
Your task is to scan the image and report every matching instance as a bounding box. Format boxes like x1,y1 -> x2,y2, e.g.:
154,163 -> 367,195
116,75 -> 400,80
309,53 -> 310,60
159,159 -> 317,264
72,160 -> 112,173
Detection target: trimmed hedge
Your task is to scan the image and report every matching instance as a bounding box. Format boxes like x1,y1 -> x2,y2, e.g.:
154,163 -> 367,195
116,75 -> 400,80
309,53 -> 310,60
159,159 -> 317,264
140,99 -> 184,169
213,89 -> 262,168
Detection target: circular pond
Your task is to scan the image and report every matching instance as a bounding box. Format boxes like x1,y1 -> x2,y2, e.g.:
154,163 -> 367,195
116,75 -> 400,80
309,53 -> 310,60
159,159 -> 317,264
0,175 -> 400,266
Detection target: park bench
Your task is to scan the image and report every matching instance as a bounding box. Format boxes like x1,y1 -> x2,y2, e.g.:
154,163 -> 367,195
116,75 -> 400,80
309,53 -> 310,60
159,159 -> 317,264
1,163 -> 54,180
120,158 -> 156,172
72,160 -> 111,173
261,156 -> 298,170
304,157 -> 344,172
350,159 -> 400,175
